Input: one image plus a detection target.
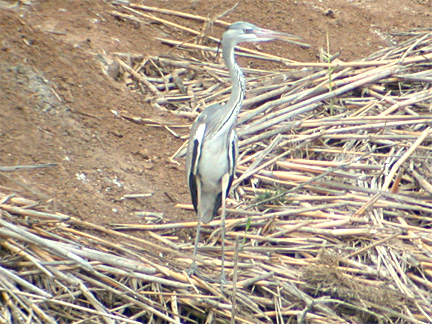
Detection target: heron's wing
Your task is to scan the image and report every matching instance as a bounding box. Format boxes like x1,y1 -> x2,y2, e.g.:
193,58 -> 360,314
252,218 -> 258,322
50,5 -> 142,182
226,130 -> 238,197
213,193 -> 222,217
186,118 -> 207,213
212,130 -> 237,218
188,138 -> 199,213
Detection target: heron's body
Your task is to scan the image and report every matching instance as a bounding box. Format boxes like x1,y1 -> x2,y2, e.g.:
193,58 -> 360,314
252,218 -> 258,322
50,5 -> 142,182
186,107 -> 238,223
185,22 -> 303,279
186,86 -> 242,224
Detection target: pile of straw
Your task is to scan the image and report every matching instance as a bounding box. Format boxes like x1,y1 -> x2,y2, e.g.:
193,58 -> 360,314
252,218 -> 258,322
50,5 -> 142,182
1,3 -> 432,324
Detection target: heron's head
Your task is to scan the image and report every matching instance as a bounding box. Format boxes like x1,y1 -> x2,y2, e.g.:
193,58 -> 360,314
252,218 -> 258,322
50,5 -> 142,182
223,21 -> 303,46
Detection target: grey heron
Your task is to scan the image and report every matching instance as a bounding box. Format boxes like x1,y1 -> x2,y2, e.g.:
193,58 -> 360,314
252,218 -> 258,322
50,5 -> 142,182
186,22 -> 304,280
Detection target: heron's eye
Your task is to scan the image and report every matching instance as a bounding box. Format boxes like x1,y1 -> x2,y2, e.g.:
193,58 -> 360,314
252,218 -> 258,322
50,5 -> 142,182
243,28 -> 253,34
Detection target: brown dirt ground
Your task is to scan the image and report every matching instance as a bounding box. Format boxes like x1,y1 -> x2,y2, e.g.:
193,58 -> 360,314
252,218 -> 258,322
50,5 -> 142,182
1,0 -> 431,247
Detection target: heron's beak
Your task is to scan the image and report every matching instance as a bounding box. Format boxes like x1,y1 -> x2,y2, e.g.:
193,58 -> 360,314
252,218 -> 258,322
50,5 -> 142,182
255,28 -> 311,48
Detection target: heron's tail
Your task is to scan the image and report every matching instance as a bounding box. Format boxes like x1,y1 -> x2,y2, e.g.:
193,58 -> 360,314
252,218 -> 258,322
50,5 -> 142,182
200,192 -> 222,224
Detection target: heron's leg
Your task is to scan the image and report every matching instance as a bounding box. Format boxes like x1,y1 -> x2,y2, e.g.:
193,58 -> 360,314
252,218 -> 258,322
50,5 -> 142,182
188,216 -> 202,276
220,173 -> 230,285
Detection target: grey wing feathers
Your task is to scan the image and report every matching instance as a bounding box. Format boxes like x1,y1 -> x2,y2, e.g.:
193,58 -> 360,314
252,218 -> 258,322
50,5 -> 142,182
188,138 -> 199,213
208,130 -> 237,220
227,130 -> 238,198
186,114 -> 207,214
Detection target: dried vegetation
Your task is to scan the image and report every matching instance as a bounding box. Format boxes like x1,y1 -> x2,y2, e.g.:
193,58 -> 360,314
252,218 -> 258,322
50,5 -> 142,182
1,3 -> 432,324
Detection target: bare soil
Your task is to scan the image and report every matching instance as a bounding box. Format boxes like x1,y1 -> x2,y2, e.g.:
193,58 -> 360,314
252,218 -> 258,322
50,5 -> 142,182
1,0 -> 431,238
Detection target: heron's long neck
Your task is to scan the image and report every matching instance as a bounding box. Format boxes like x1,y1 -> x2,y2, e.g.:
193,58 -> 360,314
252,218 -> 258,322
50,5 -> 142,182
220,40 -> 246,130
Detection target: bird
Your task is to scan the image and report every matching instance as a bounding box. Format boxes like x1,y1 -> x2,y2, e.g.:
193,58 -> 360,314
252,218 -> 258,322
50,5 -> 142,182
185,22 -> 304,281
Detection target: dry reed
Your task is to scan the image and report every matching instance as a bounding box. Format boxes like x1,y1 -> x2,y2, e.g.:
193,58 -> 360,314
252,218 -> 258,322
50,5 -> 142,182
1,3 -> 431,324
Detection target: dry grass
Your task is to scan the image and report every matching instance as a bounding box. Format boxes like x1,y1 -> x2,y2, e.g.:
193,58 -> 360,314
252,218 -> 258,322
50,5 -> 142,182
1,4 -> 432,324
